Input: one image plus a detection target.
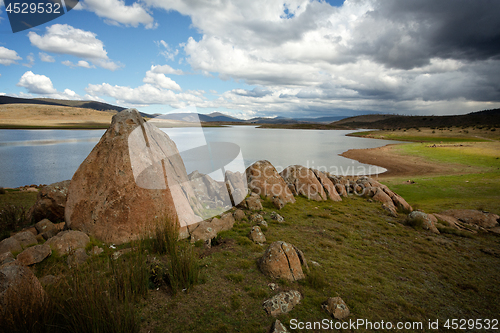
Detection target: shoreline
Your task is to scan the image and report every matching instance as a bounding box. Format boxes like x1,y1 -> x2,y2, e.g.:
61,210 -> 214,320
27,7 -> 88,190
340,143 -> 455,178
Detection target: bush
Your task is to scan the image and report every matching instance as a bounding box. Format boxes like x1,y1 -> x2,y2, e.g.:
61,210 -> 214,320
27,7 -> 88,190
0,187 -> 5,195
0,204 -> 30,241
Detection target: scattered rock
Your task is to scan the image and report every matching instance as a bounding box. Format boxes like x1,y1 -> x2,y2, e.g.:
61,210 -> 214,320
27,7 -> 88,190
16,244 -> 51,266
190,212 -> 235,244
249,226 -> 266,244
45,230 -> 90,256
408,211 -> 440,234
12,231 -> 38,248
250,213 -> 265,224
27,180 -> 70,223
90,246 -> 104,256
310,260 -> 321,267
280,165 -> 327,201
0,237 -> 22,256
269,319 -> 289,333
65,109 -> 202,244
272,196 -> 285,210
268,283 -> 277,291
270,211 -> 285,223
67,248 -> 89,268
246,195 -> 263,211
322,297 -> 350,319
259,220 -> 269,228
263,290 -> 302,316
259,241 -> 306,281
0,252 -> 15,265
233,209 -> 246,221
35,219 -> 58,240
246,160 -> 295,205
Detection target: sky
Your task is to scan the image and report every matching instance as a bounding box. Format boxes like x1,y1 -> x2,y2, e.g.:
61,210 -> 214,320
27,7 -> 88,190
1,0 -> 500,119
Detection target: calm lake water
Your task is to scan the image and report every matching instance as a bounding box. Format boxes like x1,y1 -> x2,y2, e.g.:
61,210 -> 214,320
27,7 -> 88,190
0,126 -> 399,188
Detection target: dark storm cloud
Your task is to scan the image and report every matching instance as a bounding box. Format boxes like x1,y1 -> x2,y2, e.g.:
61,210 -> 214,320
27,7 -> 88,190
353,0 -> 500,69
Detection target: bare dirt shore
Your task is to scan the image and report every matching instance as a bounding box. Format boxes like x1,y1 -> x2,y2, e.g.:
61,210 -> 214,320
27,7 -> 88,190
340,144 -> 456,178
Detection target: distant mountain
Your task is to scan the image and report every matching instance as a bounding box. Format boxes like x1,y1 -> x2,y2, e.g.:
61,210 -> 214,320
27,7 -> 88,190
0,95 -> 152,118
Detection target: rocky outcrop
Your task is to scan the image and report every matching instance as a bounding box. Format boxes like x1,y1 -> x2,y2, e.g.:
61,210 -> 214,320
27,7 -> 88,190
312,169 -> 342,201
326,174 -> 349,197
439,209 -> 499,229
45,230 -> 90,256
65,109 -> 203,244
322,297 -> 350,319
263,290 -> 302,316
16,244 -> 51,266
280,165 -> 327,201
27,180 -> 70,223
249,226 -> 266,244
225,170 -> 248,206
259,241 -> 306,281
246,160 -> 295,205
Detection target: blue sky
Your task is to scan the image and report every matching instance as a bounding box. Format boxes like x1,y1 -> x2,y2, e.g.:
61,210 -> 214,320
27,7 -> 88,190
1,0 -> 500,118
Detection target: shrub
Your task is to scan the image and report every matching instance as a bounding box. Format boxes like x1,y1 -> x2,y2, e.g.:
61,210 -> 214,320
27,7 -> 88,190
0,187 -> 5,194
0,204 -> 29,241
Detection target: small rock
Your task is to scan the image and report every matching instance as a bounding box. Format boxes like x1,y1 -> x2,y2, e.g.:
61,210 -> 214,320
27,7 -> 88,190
67,248 -> 89,268
268,283 -> 277,291
249,225 -> 266,244
270,211 -> 285,223
260,220 -> 268,228
12,231 -> 38,248
112,248 -> 133,260
246,196 -> 263,211
90,246 -> 104,256
269,319 -> 289,333
263,290 -> 302,316
250,213 -> 264,224
311,261 -> 321,267
233,209 -> 246,221
272,196 -> 285,210
322,297 -> 350,319
16,244 -> 51,266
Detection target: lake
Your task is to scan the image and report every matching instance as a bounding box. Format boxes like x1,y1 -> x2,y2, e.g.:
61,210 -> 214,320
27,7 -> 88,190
0,126 -> 400,188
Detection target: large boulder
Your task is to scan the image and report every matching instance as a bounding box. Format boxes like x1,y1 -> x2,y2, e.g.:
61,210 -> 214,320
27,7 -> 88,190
45,230 -> 90,256
280,165 -> 327,201
246,160 -> 295,205
259,241 -> 306,281
439,209 -> 499,229
0,237 -> 22,256
27,180 -> 70,223
65,109 -> 203,244
225,170 -> 248,206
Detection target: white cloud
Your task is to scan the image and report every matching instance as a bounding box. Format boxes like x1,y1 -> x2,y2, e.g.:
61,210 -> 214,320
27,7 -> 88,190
143,71 -> 181,90
39,52 -> 55,62
81,0 -> 156,28
62,60 -> 95,68
22,53 -> 35,68
0,46 -> 22,66
155,40 -> 179,61
28,24 -> 121,70
16,71 -> 82,100
150,64 -> 184,75
17,71 -> 57,94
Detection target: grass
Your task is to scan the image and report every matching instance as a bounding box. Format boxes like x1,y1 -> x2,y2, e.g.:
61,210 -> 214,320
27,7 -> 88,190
0,204 -> 31,241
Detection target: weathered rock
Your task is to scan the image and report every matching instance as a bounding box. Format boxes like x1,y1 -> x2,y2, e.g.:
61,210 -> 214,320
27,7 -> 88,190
246,160 -> 295,205
270,211 -> 284,223
259,241 -> 305,281
27,180 -> 70,223
0,237 -> 22,256
408,211 -> 440,234
233,209 -> 246,221
269,319 -> 289,333
0,261 -> 45,318
12,231 -> 38,248
24,227 -> 38,236
372,188 -> 397,216
246,195 -> 263,211
263,290 -> 302,316
249,226 -> 266,243
327,174 -> 349,197
272,196 -> 285,210
250,213 -> 265,224
65,109 -> 202,244
35,219 -> 59,240
16,244 -> 51,266
0,252 -> 15,265
260,220 -> 269,228
188,170 -> 232,209
322,297 -> 350,319
280,165 -> 327,201
67,248 -> 89,268
212,212 -> 236,232
312,169 -> 342,201
45,230 -> 90,255
189,220 -> 217,244
440,209 -> 499,229
225,170 -> 248,206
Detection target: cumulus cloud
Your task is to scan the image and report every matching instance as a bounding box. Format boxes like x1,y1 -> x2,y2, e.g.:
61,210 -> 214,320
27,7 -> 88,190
62,60 -> 95,68
16,71 -> 82,99
0,46 -> 22,66
80,0 -> 156,29
150,64 -> 184,75
22,53 -> 35,68
39,52 -> 55,62
143,71 -> 181,90
28,24 -> 121,70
